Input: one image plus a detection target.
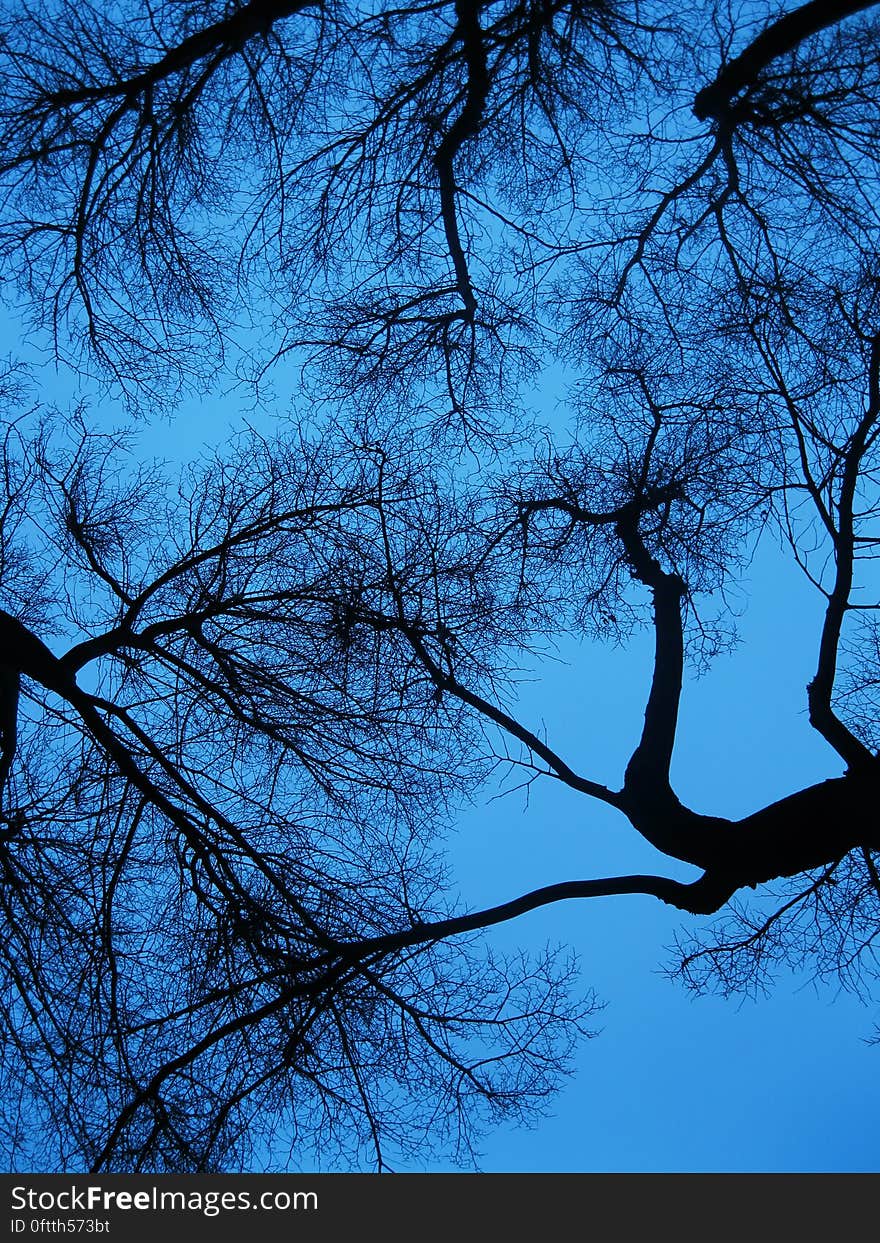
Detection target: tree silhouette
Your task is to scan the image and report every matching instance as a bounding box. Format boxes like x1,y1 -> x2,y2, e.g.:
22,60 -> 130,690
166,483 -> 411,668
0,0 -> 878,1170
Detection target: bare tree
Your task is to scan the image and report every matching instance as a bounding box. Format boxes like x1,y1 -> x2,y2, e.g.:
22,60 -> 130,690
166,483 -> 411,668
0,0 -> 878,1169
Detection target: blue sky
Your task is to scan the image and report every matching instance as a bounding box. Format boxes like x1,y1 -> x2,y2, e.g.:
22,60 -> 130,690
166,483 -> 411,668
9,311 -> 879,1174
440,535 -> 880,1172
1,0 -> 878,1180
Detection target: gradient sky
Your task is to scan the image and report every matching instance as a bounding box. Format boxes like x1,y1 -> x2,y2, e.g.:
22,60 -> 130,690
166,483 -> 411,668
2,0 -> 879,1178
136,386 -> 880,1174
11,302 -> 879,1174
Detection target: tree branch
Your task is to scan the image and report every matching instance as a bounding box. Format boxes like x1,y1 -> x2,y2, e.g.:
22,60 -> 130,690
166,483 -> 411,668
616,503 -> 687,805
806,335 -> 880,771
338,871 -> 739,957
434,0 -> 490,319
44,0 -> 323,111
694,0 -> 880,122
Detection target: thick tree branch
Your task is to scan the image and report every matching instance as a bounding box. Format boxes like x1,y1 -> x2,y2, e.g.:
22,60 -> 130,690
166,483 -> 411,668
341,872 -> 739,954
806,336 -> 880,771
615,503 -> 686,805
511,485 -> 691,813
0,608 -> 73,697
722,772 -> 879,885
434,0 -> 490,319
44,0 -> 323,111
0,608 -> 75,814
0,663 -> 19,804
694,0 -> 880,122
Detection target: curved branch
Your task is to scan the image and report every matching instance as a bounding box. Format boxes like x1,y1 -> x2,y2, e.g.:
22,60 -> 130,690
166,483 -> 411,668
341,872 -> 738,959
615,505 -> 686,806
44,0 -> 322,111
434,0 -> 490,319
694,0 -> 880,122
806,335 -> 880,772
